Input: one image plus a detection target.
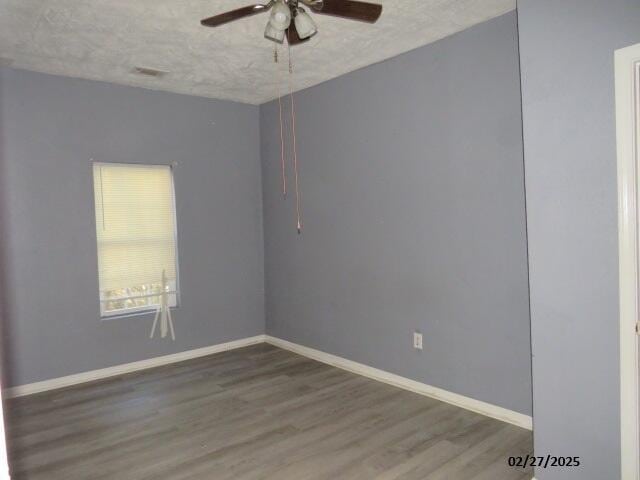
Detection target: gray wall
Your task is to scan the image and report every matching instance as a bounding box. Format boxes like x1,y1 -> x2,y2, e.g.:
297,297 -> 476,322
261,12 -> 532,415
517,1 -> 640,478
0,67 -> 264,387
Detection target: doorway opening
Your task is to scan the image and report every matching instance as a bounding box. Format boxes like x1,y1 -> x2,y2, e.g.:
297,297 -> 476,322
616,41 -> 640,480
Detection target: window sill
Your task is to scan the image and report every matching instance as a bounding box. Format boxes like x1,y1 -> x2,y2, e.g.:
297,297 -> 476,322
100,306 -> 178,321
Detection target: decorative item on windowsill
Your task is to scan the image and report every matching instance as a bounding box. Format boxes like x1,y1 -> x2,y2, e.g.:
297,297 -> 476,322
200,0 -> 383,233
150,270 -> 176,341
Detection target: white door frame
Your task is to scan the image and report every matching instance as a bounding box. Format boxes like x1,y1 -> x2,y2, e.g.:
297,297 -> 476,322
616,41 -> 640,480
0,393 -> 9,479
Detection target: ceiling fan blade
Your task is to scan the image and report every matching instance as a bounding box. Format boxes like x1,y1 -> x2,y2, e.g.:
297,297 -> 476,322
286,22 -> 312,46
311,0 -> 382,23
201,4 -> 270,27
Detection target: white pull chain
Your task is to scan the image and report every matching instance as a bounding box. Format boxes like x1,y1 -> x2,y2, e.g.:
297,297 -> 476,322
275,46 -> 287,197
288,41 -> 302,234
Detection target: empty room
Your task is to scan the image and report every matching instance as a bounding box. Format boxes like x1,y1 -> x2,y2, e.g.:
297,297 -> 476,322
0,1 -> 639,479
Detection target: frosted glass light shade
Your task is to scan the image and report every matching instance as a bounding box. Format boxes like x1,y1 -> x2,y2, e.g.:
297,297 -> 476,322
294,10 -> 317,39
265,22 -> 285,43
269,1 -> 291,30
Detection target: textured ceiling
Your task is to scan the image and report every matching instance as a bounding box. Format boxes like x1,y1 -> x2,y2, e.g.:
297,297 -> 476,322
0,0 -> 515,104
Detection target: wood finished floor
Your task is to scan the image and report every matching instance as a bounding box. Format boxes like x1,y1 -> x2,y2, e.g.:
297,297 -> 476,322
5,344 -> 533,480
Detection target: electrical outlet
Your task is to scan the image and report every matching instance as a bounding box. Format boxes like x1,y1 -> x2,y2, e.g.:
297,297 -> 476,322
413,332 -> 423,350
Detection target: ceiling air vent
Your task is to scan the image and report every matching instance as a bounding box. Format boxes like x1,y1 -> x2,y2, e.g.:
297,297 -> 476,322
132,66 -> 168,78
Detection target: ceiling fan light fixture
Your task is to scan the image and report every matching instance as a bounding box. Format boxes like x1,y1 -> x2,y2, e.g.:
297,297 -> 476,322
200,0 -> 383,48
264,22 -> 286,43
268,1 -> 291,31
294,8 -> 317,39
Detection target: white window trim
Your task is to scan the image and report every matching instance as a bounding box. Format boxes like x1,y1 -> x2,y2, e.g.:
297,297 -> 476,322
615,42 -> 640,480
92,161 -> 181,320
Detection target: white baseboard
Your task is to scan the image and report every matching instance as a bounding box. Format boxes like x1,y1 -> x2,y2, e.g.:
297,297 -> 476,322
4,335 -> 266,398
4,334 -> 533,432
265,335 -> 533,431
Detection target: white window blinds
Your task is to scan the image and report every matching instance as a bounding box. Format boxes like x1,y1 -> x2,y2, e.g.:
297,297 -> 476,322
93,163 -> 179,317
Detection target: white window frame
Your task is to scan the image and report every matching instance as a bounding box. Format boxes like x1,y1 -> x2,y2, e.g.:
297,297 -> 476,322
615,42 -> 640,480
93,162 -> 181,319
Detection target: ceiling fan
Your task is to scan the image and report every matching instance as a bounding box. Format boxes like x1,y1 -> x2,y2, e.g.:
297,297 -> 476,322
201,0 -> 383,45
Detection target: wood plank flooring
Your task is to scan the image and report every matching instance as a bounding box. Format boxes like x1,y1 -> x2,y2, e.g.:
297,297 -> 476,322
4,344 -> 533,479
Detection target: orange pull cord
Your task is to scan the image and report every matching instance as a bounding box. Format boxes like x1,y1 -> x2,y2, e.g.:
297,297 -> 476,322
288,41 -> 302,234
275,46 -> 286,197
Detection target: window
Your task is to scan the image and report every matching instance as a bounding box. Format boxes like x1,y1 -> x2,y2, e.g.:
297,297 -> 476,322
93,163 -> 179,317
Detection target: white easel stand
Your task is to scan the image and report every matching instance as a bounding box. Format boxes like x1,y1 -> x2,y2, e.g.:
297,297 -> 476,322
149,271 -> 175,341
